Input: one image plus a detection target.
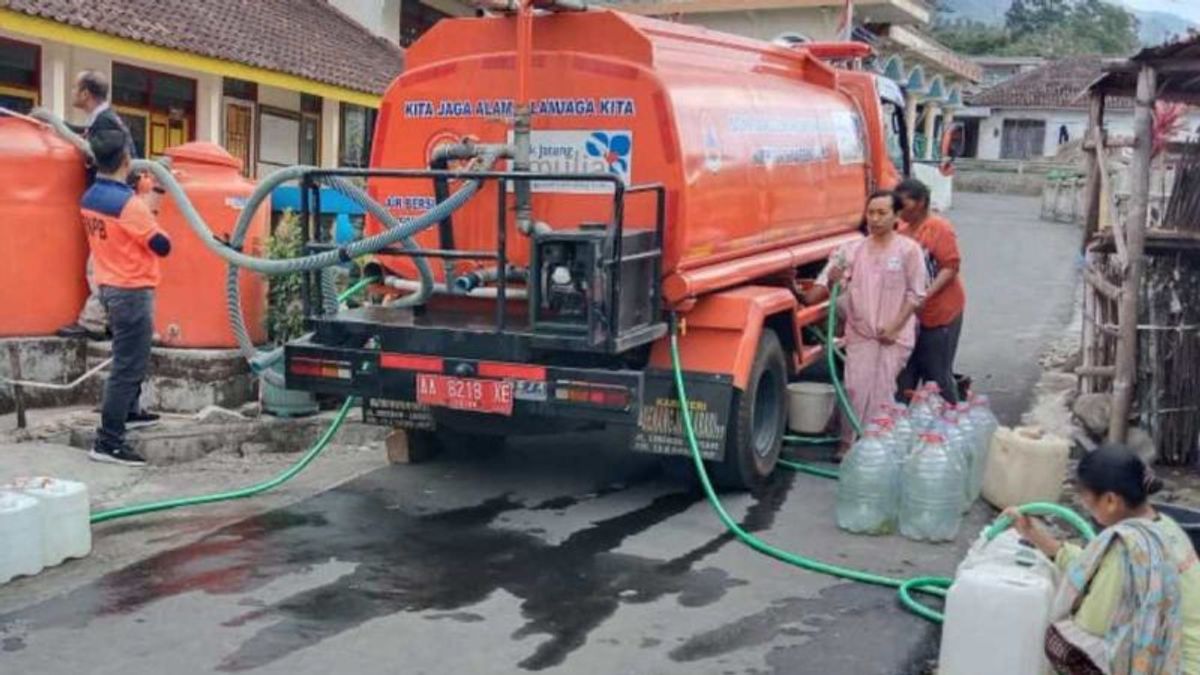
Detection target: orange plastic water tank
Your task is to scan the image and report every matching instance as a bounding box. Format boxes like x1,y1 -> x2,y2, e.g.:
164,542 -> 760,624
0,114 -> 88,337
155,143 -> 268,348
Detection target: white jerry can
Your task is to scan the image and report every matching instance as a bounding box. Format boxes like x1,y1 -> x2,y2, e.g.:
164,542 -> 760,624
938,528 -> 1058,675
6,477 -> 92,567
0,490 -> 45,584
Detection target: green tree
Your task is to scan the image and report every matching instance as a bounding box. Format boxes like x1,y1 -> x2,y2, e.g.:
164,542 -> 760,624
1005,0 -> 1070,36
932,20 -> 1012,56
1070,0 -> 1140,55
934,0 -> 1140,57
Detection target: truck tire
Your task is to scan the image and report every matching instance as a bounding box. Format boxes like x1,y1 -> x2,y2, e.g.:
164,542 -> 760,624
712,329 -> 786,490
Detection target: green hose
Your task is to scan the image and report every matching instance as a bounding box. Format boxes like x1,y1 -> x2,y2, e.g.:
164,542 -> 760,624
90,397 -> 356,524
777,458 -> 839,479
338,275 -> 377,303
825,284 -> 861,435
784,434 -> 838,444
669,320 -> 1096,623
89,280 -> 374,525
776,283 -> 853,478
670,325 -> 949,619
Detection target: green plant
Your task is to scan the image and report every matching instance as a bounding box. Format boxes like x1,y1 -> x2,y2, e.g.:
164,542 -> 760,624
264,210 -> 307,345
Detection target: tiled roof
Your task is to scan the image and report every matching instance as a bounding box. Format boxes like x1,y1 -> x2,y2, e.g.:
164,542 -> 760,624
3,0 -> 405,95
969,56 -> 1129,110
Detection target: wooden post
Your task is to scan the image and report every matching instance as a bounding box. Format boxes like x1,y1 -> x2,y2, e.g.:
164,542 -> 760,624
7,343 -> 26,430
1108,65 -> 1156,444
1082,267 -> 1097,394
1083,93 -> 1105,242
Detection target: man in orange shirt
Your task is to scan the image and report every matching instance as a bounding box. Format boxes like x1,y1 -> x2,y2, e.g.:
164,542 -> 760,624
894,179 -> 966,404
82,129 -> 172,466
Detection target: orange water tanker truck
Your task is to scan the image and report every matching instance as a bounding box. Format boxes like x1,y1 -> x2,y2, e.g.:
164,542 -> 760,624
283,3 -> 916,489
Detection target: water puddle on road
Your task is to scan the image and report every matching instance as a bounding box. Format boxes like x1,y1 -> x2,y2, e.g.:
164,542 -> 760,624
0,469 -> 796,672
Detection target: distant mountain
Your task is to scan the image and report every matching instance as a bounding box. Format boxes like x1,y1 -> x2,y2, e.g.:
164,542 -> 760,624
935,0 -> 1197,45
1132,8 -> 1197,44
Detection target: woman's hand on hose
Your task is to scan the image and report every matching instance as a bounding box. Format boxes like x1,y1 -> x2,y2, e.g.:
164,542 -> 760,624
1002,507 -> 1063,558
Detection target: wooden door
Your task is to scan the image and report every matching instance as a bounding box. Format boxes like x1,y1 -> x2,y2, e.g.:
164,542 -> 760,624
224,101 -> 254,176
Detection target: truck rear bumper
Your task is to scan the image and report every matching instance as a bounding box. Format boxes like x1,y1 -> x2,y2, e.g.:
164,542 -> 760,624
283,339 -> 736,461
283,338 -> 646,427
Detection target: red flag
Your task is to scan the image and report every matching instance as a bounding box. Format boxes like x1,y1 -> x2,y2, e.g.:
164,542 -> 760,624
836,0 -> 854,41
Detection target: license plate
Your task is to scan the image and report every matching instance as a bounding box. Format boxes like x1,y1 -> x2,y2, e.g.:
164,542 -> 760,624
416,374 -> 514,416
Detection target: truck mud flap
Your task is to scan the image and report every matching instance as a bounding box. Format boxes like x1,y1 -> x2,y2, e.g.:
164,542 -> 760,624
632,370 -> 733,461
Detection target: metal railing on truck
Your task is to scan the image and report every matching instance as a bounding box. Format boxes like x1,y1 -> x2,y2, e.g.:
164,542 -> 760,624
293,168 -> 667,354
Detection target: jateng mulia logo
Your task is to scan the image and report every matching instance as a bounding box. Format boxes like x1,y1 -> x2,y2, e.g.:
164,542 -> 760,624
523,130 -> 633,192
585,132 -> 631,177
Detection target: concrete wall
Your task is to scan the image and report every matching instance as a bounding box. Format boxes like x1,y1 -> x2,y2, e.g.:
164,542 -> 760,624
976,108 -> 1200,160
420,0 -> 475,17
976,109 -> 1129,161
329,0 -> 403,44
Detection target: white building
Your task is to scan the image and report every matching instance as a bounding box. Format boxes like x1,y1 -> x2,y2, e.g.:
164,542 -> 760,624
966,57 -> 1118,160
964,56 -> 1200,161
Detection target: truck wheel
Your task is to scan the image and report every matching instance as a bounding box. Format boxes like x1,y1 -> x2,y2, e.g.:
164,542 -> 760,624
712,330 -> 786,490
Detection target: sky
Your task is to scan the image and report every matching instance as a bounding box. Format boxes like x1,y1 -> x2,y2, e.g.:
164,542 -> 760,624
1116,0 -> 1200,24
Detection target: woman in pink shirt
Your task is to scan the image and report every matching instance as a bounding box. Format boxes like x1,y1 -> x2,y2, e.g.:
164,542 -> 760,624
824,191 -> 928,456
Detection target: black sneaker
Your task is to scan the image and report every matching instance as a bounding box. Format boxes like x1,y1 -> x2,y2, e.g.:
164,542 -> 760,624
126,411 -> 162,429
88,445 -> 148,467
56,323 -> 107,341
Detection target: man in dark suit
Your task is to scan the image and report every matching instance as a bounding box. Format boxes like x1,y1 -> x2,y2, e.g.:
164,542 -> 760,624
58,70 -> 138,341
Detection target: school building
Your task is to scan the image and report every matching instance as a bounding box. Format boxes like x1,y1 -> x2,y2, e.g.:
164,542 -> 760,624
0,0 -> 405,175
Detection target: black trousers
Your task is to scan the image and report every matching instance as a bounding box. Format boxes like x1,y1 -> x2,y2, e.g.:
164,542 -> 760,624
899,313 -> 964,404
97,286 -> 154,450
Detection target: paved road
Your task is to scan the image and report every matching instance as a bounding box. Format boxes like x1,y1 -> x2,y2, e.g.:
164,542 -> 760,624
953,193 -> 1082,424
0,193 -> 1080,675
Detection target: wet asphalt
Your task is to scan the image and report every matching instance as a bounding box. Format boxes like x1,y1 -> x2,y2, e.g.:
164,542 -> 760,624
0,193 -> 1082,674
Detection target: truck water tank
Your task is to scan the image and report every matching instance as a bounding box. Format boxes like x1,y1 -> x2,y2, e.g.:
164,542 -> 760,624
6,476 -> 91,566
368,10 -> 874,285
0,114 -> 88,337
155,143 -> 268,348
939,528 -> 1058,675
0,490 -> 44,584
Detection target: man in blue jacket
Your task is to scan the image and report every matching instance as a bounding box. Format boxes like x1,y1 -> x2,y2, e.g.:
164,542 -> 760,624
58,70 -> 138,342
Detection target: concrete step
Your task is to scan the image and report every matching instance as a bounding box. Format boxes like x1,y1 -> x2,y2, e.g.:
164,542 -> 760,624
0,337 -> 262,416
64,407 -> 389,465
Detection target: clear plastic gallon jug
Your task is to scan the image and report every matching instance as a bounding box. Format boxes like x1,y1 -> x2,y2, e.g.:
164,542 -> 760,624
886,404 -> 916,458
836,431 -> 901,535
7,477 -> 91,566
954,402 -> 983,503
0,490 -> 44,584
967,395 -> 1000,498
939,529 -> 1058,675
900,433 -> 964,542
865,415 -> 900,460
909,385 -> 945,434
981,426 -> 1071,510
938,411 -> 973,512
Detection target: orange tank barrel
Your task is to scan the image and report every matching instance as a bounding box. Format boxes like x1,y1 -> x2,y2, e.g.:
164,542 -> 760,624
154,143 -> 268,348
0,114 -> 88,337
366,10 -> 876,292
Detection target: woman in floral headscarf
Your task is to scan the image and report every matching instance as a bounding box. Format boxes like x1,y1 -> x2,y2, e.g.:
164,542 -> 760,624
1005,445 -> 1200,674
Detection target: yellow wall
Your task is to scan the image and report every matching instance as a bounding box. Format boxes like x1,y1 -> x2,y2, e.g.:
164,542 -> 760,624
0,9 -> 381,107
